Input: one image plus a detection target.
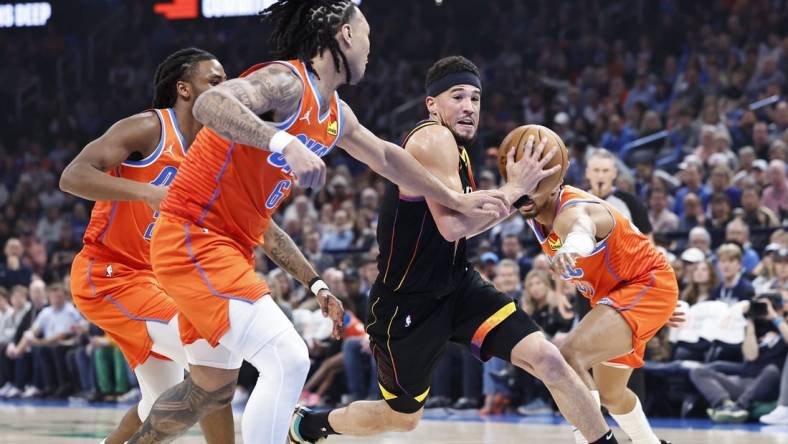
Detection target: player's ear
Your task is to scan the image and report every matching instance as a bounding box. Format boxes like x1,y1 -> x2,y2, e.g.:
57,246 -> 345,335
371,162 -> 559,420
426,96 -> 437,118
176,80 -> 191,102
338,23 -> 352,47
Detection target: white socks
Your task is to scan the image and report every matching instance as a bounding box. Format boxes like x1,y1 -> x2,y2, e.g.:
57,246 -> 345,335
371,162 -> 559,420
610,397 -> 660,444
573,391 -> 601,444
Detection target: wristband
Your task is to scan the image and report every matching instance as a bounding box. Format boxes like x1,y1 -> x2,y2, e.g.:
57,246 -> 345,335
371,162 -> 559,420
512,194 -> 531,209
309,277 -> 330,296
773,317 -> 784,328
557,231 -> 596,257
269,130 -> 296,154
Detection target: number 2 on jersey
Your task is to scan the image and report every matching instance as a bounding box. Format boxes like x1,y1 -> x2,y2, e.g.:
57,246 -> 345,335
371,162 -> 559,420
143,166 -> 177,240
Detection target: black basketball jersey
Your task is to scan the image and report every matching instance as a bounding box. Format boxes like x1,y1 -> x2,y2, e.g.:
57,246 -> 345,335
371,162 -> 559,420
375,120 -> 476,298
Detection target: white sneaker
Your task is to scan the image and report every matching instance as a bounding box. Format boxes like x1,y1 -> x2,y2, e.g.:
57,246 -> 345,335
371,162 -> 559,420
3,385 -> 21,398
117,387 -> 140,402
20,385 -> 41,398
0,382 -> 13,397
761,405 -> 788,425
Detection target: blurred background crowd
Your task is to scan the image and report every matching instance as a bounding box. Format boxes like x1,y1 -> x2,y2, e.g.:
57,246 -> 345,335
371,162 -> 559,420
1,0 -> 788,425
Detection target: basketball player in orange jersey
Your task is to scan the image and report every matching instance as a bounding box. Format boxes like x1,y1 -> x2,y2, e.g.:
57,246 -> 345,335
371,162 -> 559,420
290,55 -> 619,444
520,168 -> 677,443
127,2 -> 508,444
59,48 -> 236,444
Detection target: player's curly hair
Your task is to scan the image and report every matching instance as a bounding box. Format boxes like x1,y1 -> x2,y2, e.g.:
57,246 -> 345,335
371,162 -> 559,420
261,0 -> 357,84
425,56 -> 480,91
152,47 -> 217,108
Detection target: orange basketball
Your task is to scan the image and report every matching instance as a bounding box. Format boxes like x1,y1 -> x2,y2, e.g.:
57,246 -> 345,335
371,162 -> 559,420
497,124 -> 569,195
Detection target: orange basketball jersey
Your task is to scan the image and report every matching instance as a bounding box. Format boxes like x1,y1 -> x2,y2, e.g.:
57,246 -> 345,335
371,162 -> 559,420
82,109 -> 188,269
160,59 -> 343,251
527,185 -> 672,304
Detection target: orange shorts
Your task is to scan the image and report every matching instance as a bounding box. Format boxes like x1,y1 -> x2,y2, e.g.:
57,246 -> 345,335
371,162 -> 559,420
70,249 -> 178,368
593,268 -> 678,368
150,213 -> 269,347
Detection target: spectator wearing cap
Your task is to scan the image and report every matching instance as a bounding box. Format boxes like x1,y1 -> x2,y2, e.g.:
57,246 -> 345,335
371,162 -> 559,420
724,219 -> 760,275
679,246 -> 707,286
710,243 -> 755,305
762,159 -> 788,221
648,187 -> 679,234
758,248 -> 788,298
753,244 -> 783,295
479,251 -> 500,281
674,161 -> 711,218
477,169 -> 497,191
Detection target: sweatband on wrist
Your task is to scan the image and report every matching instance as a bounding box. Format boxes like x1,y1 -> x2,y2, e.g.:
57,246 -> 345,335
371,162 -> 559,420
309,277 -> 330,296
269,130 -> 296,154
558,232 -> 595,257
773,317 -> 784,328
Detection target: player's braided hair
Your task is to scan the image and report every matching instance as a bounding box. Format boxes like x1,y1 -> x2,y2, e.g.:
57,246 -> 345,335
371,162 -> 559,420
261,0 -> 357,84
152,47 -> 217,108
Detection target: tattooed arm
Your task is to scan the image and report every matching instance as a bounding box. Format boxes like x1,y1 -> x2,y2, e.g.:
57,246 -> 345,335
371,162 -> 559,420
261,221 -> 344,338
192,64 -> 326,188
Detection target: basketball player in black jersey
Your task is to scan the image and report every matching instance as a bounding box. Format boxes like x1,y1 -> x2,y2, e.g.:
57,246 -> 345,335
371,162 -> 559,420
290,56 -> 619,444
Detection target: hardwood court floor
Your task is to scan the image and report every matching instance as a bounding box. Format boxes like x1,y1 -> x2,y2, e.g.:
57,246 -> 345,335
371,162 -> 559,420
1,401 -> 787,443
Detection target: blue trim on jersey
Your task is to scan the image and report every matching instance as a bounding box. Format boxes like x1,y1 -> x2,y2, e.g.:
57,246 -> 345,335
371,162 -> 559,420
184,222 -> 253,304
303,62 -> 331,123
104,295 -> 170,324
123,110 -> 166,167
197,143 -> 235,225
167,108 -> 188,155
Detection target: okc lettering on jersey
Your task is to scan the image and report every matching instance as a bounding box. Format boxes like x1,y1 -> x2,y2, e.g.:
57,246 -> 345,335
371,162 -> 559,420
266,134 -> 334,174
558,265 -> 596,298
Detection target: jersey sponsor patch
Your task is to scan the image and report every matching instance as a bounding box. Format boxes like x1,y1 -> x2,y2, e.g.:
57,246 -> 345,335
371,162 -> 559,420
327,120 -> 338,136
547,236 -> 562,251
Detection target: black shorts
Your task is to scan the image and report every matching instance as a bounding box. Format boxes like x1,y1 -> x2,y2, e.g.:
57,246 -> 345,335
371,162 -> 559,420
366,270 -> 540,413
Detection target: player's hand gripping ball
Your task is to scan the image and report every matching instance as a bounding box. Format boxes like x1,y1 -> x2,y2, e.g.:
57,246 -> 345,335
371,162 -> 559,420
498,125 -> 569,196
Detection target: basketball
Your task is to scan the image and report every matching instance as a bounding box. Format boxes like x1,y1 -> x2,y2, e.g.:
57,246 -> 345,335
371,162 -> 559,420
497,124 -> 569,195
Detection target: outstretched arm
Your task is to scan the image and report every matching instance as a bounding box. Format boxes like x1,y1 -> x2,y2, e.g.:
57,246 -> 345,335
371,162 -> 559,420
550,204 -> 606,277
337,102 -> 509,218
261,221 -> 343,339
59,112 -> 167,211
193,65 -> 325,188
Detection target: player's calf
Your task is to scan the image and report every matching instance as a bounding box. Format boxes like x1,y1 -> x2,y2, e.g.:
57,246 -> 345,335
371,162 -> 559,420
127,373 -> 235,444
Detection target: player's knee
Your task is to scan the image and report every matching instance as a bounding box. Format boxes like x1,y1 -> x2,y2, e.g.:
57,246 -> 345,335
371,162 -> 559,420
278,329 -> 311,382
531,342 -> 574,386
558,342 -> 589,373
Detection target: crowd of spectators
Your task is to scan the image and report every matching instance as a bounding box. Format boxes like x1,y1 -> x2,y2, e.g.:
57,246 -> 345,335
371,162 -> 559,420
1,0 -> 788,424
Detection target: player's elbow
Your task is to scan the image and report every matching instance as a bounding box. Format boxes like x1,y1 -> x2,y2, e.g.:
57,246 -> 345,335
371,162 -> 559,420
59,163 -> 79,195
